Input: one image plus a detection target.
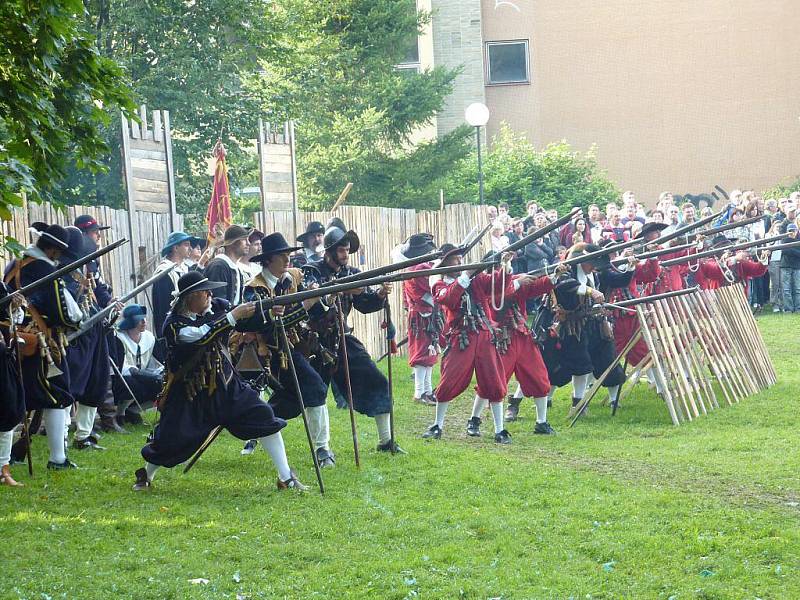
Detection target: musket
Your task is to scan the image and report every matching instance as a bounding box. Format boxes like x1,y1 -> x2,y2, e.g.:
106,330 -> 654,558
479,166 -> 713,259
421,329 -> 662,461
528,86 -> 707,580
596,286 -> 699,311
488,207 -> 582,263
644,209 -> 724,248
527,236 -> 644,277
660,234 -> 788,267
66,264 -> 176,343
324,222 -> 492,288
611,240 -> 698,266
698,214 -> 765,239
255,261 -> 496,308
0,238 -> 129,307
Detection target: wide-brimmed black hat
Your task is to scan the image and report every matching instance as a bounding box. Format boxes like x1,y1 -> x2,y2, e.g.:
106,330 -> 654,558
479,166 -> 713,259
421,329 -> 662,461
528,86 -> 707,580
711,236 -> 736,249
438,243 -> 468,262
117,304 -> 147,330
62,226 -> 88,262
405,234 -> 436,259
635,221 -> 668,240
296,221 -> 325,243
37,224 -> 70,252
323,227 -> 360,254
250,233 -> 303,263
175,271 -> 226,300
74,214 -> 110,232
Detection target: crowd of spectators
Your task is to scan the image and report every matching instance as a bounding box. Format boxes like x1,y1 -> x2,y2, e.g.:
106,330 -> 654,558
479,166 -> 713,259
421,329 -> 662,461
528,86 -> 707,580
484,189 -> 800,313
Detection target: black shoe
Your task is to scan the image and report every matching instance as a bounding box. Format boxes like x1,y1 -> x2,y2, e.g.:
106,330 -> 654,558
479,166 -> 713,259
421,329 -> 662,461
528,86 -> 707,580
547,398 -> 552,408
376,440 -> 407,454
494,429 -> 512,444
72,436 -> 106,451
241,439 -> 258,455
505,397 -> 522,422
534,421 -> 556,435
466,417 -> 482,437
132,467 -> 152,491
315,447 -> 336,468
124,412 -> 144,426
47,458 -> 78,470
422,424 -> 442,439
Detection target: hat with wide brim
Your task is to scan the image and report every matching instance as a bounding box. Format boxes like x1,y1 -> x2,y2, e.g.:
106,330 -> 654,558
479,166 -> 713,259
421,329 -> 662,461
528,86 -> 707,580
250,233 -> 303,263
296,221 -> 326,243
323,227 -> 360,254
438,243 -> 468,262
175,271 -> 226,300
220,225 -> 254,247
61,226 -> 88,262
38,224 -> 70,251
635,222 -> 668,240
117,304 -> 147,330
161,231 -> 193,257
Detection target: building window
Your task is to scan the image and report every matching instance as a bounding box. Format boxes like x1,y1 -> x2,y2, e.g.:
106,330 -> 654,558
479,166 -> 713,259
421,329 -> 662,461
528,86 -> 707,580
486,40 -> 529,85
396,1 -> 421,73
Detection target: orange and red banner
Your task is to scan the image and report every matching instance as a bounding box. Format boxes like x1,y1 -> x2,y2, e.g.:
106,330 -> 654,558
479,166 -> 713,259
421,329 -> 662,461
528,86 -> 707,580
206,141 -> 232,242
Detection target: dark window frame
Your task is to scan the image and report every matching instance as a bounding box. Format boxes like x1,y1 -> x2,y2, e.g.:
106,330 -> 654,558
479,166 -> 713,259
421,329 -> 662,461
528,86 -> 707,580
485,39 -> 530,86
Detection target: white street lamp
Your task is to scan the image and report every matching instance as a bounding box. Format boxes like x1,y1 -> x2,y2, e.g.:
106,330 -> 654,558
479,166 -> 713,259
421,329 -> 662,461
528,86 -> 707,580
464,103 -> 490,204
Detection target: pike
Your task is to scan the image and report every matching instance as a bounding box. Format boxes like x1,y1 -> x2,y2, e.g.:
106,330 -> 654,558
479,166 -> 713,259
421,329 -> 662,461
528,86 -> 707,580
660,234 -> 789,267
0,238 -> 129,308
66,264 -> 177,343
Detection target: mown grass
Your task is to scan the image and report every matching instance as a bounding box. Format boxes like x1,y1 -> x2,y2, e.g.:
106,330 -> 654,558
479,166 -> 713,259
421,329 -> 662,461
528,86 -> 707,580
2,313 -> 799,599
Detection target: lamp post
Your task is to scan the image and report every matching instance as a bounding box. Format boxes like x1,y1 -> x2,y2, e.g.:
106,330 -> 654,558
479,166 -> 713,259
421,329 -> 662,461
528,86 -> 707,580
465,102 -> 490,206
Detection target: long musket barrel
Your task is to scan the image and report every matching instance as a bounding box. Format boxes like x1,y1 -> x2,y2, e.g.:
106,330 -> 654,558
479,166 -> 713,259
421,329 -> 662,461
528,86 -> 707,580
323,222 -> 493,288
599,286 -> 699,309
487,207 -> 581,261
646,210 -> 724,247
527,235 -> 644,277
659,234 -> 788,267
1,238 -> 129,308
66,263 -> 176,342
611,240 -> 698,265
258,261 -> 495,308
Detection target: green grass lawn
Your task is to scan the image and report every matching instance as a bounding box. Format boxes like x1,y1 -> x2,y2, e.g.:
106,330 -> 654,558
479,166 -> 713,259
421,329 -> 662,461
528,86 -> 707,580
2,313 -> 799,599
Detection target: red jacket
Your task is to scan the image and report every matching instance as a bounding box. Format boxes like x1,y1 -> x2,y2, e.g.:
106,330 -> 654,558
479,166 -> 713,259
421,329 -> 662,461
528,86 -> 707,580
696,258 -> 768,291
432,270 -> 513,335
402,262 -> 435,316
489,274 -> 554,332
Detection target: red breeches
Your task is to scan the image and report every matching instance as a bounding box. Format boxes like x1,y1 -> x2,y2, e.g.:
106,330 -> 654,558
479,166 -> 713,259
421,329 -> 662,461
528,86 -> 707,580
500,331 -> 550,398
407,322 -> 438,368
435,330 -> 507,403
614,313 -> 649,366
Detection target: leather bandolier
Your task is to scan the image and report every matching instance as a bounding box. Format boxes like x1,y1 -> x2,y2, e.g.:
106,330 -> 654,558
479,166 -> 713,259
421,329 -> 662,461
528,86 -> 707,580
231,269 -> 320,386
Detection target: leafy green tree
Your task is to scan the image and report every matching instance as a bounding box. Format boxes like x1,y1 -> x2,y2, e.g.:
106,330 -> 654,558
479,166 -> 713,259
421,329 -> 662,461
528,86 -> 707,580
246,0 -> 471,210
440,124 -> 619,217
763,176 -> 800,200
0,0 -> 133,231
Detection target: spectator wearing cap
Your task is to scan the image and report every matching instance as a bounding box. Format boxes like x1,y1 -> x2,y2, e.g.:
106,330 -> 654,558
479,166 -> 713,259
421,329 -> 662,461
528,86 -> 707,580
4,224 -> 84,470
204,225 -> 253,305
292,221 -> 326,268
110,304 -> 162,428
780,223 -> 800,313
152,232 -> 196,358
